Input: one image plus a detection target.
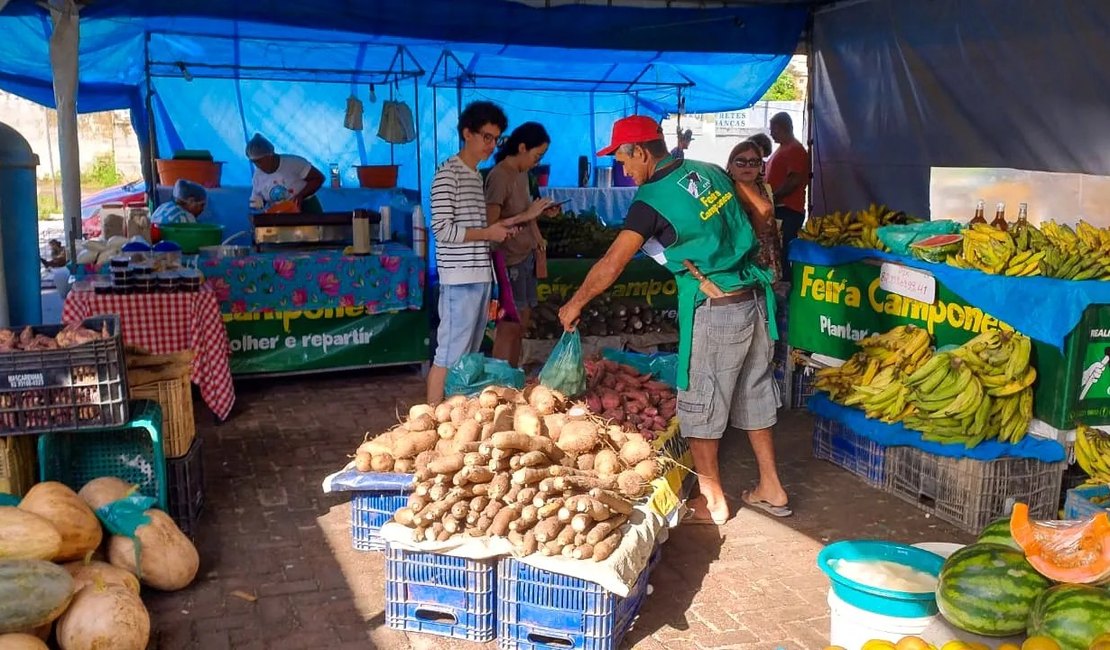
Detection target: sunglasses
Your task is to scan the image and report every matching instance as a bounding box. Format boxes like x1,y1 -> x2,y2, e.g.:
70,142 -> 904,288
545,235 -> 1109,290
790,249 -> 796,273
731,157 -> 763,168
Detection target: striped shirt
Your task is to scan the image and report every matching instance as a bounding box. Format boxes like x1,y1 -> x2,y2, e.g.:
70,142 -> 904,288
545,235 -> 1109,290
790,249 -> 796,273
430,155 -> 492,285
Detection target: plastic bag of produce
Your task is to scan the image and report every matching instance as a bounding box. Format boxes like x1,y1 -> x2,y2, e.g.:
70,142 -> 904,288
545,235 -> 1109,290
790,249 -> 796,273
445,353 -> 525,398
602,348 -> 678,389
876,220 -> 961,256
539,330 -> 588,397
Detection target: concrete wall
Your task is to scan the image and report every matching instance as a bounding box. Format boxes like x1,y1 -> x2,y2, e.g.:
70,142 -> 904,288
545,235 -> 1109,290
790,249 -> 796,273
0,91 -> 143,183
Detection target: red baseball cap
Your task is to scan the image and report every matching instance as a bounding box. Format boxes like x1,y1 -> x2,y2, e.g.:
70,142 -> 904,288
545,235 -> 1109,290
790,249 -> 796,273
597,115 -> 664,156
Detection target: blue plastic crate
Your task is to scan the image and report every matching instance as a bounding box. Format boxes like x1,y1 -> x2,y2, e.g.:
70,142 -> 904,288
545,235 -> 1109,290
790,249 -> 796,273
385,545 -> 497,642
351,488 -> 411,551
37,400 -> 167,511
812,416 -> 886,488
496,548 -> 660,650
1064,484 -> 1110,520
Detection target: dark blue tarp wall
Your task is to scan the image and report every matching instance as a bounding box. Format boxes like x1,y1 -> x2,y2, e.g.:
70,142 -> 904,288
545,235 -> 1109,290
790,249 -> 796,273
811,0 -> 1110,217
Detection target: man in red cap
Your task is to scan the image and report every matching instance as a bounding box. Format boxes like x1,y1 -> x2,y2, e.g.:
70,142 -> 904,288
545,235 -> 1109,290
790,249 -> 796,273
559,115 -> 791,524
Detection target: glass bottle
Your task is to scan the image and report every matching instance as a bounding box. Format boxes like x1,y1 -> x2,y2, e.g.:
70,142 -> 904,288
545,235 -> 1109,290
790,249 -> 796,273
991,202 -> 1008,231
329,163 -> 341,188
1016,202 -> 1029,225
969,199 -> 987,225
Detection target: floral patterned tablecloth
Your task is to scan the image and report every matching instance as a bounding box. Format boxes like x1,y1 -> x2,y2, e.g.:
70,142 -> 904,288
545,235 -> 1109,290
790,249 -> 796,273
201,243 -> 425,314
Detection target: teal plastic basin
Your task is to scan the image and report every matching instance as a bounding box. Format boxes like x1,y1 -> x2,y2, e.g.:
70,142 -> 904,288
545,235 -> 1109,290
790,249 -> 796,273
817,540 -> 945,618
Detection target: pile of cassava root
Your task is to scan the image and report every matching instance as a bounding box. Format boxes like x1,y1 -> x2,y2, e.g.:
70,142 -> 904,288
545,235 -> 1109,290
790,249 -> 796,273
353,384 -> 664,561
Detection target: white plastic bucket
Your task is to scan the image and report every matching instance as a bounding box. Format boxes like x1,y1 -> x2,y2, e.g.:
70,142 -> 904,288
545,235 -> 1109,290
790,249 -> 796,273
827,589 -> 936,648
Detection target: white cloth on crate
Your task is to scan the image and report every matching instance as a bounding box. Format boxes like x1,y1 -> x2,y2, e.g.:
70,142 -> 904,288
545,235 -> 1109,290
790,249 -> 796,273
378,502 -> 666,597
151,201 -> 196,225
250,154 -> 313,208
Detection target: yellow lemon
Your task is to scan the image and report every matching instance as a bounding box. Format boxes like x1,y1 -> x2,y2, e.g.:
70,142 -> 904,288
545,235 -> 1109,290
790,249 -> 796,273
939,643 -> 972,650
966,644 -> 990,650
862,641 -> 898,650
997,644 -> 1021,650
1088,640 -> 1110,650
1022,637 -> 1062,650
896,637 -> 933,650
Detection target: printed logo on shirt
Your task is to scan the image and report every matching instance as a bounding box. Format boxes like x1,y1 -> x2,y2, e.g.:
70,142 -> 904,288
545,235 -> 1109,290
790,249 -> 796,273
267,185 -> 292,203
677,170 -> 711,199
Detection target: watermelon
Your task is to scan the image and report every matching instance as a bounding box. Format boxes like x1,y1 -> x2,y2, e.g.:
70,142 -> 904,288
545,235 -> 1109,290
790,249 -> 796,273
976,517 -> 1020,550
910,233 -> 963,263
1027,584 -> 1110,650
935,543 -> 1052,637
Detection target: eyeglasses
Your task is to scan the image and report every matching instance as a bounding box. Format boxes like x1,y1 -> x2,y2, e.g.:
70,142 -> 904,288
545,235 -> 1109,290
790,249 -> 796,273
478,131 -> 506,146
731,157 -> 763,168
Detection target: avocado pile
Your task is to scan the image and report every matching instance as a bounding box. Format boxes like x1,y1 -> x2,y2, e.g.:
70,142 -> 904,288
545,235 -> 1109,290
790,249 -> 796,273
528,294 -> 677,340
538,209 -> 619,259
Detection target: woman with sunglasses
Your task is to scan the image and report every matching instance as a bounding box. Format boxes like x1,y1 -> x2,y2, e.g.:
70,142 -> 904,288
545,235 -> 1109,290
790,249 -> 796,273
726,140 -> 782,283
485,122 -> 556,367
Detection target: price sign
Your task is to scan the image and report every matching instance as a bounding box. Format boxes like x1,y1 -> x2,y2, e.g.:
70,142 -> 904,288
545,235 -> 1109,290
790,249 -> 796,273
879,262 -> 936,305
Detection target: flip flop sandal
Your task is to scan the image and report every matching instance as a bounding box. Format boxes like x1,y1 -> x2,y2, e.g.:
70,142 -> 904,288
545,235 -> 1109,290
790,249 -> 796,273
741,490 -> 793,518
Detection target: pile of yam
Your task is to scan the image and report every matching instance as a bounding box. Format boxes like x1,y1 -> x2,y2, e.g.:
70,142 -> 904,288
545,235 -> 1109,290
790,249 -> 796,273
357,385 -> 665,562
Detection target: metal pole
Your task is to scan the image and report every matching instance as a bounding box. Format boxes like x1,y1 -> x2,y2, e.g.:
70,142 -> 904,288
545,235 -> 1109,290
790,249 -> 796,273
144,32 -> 160,209
414,75 -> 422,196
49,0 -> 82,265
805,8 -> 816,217
42,107 -> 58,207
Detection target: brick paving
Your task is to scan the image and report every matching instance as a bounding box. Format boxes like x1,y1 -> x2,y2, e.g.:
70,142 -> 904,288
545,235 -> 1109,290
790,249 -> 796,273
145,369 -> 973,650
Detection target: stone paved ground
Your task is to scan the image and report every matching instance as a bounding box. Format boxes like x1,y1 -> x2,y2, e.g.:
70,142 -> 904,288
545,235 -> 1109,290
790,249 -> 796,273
145,368 -> 973,650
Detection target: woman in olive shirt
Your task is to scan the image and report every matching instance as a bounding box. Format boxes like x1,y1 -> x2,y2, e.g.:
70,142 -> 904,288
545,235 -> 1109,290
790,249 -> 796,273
485,122 -> 555,367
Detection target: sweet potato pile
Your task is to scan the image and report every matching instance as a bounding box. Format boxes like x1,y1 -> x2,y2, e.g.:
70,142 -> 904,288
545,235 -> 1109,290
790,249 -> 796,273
582,360 -> 676,440
0,322 -> 109,352
355,385 -> 664,561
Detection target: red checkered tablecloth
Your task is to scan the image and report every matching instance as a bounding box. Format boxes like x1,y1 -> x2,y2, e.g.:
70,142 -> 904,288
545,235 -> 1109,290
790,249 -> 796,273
62,288 -> 236,420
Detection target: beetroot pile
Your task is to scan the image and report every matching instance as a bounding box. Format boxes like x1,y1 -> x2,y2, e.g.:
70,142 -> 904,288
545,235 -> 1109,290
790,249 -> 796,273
583,359 -> 676,440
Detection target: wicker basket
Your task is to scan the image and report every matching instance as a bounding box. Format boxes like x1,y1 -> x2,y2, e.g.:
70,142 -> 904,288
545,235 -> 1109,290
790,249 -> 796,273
0,435 -> 37,497
130,375 -> 195,458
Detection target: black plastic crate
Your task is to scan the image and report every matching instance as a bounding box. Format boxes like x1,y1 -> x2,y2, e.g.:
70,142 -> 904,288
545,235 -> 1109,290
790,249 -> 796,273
0,316 -> 128,435
167,436 -> 204,539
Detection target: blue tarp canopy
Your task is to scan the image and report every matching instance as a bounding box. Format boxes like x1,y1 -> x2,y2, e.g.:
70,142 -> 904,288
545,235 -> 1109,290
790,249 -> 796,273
0,0 -> 807,190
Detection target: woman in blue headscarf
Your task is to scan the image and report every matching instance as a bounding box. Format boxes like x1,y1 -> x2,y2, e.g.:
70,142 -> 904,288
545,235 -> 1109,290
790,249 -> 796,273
152,179 -> 207,224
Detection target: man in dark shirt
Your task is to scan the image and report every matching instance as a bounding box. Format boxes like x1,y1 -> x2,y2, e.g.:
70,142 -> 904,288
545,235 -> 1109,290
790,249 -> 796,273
559,116 -> 791,525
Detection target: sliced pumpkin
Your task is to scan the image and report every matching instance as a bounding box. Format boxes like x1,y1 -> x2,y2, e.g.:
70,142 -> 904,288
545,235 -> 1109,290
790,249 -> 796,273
1010,502 -> 1110,585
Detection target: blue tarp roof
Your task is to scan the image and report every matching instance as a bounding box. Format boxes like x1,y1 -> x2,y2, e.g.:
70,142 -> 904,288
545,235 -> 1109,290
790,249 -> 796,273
0,0 -> 806,189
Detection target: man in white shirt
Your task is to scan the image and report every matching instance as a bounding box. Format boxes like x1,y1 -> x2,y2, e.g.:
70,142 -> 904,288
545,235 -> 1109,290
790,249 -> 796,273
246,133 -> 326,213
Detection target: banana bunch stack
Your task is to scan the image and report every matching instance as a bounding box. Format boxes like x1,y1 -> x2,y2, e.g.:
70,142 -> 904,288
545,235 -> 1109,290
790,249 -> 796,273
798,204 -> 915,250
814,325 -> 933,420
1038,220 -> 1108,280
902,354 -> 992,446
898,330 -> 1036,447
950,223 -> 1024,275
1075,424 -> 1110,484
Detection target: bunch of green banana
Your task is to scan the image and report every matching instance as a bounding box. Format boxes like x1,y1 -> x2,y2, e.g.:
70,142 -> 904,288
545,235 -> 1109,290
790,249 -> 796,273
843,371 -> 914,423
903,354 -> 992,447
814,352 -> 869,402
1075,424 -> 1110,484
952,330 -> 1038,443
1010,218 -> 1048,254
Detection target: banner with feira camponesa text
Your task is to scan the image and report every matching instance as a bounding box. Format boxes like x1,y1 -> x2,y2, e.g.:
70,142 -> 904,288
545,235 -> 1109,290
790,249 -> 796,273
787,259 -> 1014,360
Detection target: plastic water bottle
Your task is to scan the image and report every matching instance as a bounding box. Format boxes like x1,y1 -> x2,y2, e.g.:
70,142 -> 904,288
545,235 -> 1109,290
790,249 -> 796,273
329,163 -> 341,188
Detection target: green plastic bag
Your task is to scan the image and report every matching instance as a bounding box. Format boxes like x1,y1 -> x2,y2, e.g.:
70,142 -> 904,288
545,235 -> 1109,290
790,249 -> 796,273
876,220 -> 962,256
601,348 -> 678,389
95,495 -> 157,538
539,330 -> 588,397
445,353 -> 525,398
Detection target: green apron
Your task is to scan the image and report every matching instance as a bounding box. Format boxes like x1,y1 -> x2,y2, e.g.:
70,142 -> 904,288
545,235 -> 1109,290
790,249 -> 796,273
633,157 -> 778,390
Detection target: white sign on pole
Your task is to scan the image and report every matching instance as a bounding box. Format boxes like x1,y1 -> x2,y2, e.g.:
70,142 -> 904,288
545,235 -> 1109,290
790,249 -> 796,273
879,262 -> 936,305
